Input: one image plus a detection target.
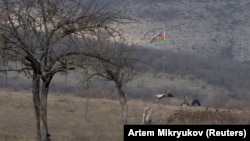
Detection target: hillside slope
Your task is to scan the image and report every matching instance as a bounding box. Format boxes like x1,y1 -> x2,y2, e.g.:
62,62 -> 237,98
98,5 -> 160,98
112,0 -> 250,62
1,0 -> 250,111
0,90 -> 249,141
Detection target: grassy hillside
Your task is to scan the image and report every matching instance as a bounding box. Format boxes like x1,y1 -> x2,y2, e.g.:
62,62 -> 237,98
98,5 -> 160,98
111,0 -> 250,62
0,90 -> 250,141
2,46 -> 250,110
1,1 -> 250,140
2,0 -> 250,112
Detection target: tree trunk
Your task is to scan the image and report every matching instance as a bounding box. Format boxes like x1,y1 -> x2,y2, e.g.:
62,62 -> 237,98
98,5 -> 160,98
117,85 -> 128,124
40,77 -> 52,141
32,72 -> 41,141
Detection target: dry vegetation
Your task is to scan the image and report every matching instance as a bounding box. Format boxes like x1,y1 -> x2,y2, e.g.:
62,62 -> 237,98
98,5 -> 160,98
0,90 -> 250,141
1,1 -> 250,141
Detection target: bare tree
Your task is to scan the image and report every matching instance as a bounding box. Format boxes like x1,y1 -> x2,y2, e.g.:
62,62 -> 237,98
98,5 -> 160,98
0,0 -> 124,140
82,40 -> 140,123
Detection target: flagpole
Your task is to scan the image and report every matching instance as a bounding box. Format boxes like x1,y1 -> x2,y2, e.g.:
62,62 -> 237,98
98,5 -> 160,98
162,31 -> 166,94
149,31 -> 167,94
163,51 -> 165,94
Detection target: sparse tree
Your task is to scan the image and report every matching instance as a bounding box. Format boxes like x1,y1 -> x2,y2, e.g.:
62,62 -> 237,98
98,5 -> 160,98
82,40 -> 140,123
0,0 -> 124,140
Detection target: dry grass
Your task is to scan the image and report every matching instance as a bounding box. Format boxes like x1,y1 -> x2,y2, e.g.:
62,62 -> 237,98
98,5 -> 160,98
0,90 -> 250,141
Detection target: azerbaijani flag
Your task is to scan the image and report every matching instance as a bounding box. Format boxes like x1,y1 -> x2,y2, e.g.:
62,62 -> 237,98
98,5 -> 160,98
149,31 -> 166,44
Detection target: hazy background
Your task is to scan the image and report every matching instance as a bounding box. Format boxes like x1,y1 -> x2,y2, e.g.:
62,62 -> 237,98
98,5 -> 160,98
1,0 -> 250,108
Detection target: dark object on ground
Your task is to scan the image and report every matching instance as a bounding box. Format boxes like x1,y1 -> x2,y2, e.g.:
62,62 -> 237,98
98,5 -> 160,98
192,99 -> 201,106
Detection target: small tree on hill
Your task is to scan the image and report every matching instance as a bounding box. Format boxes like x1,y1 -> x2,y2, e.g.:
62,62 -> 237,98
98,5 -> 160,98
82,40 -> 140,123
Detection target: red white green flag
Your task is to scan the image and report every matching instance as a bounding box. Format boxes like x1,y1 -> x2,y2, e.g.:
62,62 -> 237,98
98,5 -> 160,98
149,31 -> 166,44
